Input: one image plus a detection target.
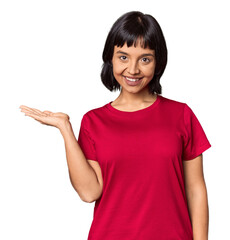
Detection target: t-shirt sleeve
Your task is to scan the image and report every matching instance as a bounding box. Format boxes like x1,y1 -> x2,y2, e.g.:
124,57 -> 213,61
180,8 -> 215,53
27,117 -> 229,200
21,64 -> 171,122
77,114 -> 97,161
182,104 -> 211,161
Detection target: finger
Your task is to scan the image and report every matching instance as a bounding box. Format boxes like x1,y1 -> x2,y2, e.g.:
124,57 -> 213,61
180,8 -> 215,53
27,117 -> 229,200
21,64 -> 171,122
25,112 -> 44,122
20,105 -> 43,114
21,106 -> 47,116
27,107 -> 45,115
20,105 -> 29,109
20,106 -> 31,112
21,108 -> 40,116
24,112 -> 44,123
25,113 -> 51,126
43,111 -> 53,115
31,107 -> 46,115
20,106 -> 39,114
20,105 -> 34,110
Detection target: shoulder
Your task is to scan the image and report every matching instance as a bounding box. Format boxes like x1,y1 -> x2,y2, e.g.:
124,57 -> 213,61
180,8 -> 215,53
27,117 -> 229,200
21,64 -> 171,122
159,95 -> 188,113
82,102 -> 109,120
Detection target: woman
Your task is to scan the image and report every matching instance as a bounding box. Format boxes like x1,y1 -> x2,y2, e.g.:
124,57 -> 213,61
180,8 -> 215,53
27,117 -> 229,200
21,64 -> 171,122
20,11 -> 211,240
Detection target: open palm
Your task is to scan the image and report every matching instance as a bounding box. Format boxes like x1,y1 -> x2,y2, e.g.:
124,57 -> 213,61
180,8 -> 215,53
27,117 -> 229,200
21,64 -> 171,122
20,105 -> 70,129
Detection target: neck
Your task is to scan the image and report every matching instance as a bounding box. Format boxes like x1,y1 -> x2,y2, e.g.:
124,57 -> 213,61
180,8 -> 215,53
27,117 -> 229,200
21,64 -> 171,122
115,86 -> 156,105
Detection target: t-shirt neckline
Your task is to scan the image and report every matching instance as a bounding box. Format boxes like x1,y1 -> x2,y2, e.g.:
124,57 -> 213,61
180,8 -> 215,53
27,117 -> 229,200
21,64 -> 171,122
106,94 -> 162,115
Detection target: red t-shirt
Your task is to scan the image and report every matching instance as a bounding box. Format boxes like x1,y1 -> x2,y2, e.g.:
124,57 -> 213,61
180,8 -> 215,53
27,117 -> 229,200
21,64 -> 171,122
77,94 -> 211,240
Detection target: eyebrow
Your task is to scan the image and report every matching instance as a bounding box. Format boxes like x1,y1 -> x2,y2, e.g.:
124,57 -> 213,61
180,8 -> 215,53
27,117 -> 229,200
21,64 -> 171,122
115,50 -> 155,57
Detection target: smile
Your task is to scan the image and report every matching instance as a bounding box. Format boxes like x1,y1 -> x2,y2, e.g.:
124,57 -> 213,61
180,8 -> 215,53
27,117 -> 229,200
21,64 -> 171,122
124,76 -> 142,82
123,76 -> 143,86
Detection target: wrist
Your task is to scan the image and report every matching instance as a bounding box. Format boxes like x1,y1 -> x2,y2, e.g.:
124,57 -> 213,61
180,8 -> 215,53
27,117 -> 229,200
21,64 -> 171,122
58,120 -> 72,134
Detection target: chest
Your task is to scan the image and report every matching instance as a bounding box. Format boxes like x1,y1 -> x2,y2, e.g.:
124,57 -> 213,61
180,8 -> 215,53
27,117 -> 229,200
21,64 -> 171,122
93,118 -> 184,169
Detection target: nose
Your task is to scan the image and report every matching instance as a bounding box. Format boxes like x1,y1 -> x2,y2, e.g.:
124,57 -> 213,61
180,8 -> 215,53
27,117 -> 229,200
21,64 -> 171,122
127,60 -> 140,75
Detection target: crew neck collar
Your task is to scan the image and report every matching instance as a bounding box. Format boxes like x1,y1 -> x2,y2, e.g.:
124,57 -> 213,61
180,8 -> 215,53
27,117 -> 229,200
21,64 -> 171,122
106,94 -> 162,116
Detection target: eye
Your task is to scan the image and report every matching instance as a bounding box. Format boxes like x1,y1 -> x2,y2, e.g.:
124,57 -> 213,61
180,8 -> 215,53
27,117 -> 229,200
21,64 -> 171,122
119,56 -> 127,61
141,57 -> 150,63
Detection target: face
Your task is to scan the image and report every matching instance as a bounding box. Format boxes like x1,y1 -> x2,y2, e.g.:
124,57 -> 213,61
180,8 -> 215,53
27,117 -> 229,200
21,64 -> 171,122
111,40 -> 156,94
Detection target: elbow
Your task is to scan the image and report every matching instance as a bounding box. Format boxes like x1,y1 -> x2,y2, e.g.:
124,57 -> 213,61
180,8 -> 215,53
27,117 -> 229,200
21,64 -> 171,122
70,180 -> 103,203
80,191 -> 95,203
81,195 -> 97,203
77,192 -> 94,203
81,189 -> 103,203
83,198 -> 96,203
69,179 -> 95,203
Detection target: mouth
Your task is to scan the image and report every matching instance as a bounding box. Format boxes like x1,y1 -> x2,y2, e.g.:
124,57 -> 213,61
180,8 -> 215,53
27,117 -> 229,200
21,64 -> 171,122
123,76 -> 143,82
123,75 -> 143,86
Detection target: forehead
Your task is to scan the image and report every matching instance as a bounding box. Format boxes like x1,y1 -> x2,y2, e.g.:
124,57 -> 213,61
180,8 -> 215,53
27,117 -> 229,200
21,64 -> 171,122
114,41 -> 155,55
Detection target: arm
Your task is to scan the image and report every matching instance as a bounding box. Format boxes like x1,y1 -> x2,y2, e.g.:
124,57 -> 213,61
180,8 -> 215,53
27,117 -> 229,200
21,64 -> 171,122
59,121 -> 103,203
183,154 -> 209,240
19,105 -> 102,203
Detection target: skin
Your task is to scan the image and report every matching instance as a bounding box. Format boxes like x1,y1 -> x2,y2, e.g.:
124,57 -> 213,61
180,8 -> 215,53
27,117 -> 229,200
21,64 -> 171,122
19,106 -> 103,203
183,154 -> 209,240
111,40 -> 209,238
111,39 -> 158,111
19,39 -> 209,238
18,107 -> 70,128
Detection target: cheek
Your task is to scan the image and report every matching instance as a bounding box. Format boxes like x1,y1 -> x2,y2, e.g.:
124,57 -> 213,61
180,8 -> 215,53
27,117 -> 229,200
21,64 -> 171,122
143,65 -> 156,78
113,61 -> 125,75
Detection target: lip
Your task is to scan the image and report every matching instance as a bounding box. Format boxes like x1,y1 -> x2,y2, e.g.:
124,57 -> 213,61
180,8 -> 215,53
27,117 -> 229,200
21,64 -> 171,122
123,76 -> 143,86
123,75 -> 143,80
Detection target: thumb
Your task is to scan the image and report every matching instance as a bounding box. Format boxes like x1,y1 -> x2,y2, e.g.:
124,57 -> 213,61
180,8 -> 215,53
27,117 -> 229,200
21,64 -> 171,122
43,110 -> 53,115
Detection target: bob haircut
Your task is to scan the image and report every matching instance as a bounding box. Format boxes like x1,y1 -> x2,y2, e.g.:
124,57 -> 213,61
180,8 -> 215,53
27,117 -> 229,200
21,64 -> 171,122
101,11 -> 168,95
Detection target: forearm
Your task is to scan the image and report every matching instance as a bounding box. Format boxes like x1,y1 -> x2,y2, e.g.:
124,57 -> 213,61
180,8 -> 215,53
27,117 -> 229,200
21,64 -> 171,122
186,182 -> 209,240
59,121 -> 101,203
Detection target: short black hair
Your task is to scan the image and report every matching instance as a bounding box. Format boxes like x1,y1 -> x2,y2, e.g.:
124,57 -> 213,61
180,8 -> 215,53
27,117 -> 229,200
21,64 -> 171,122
101,11 -> 168,95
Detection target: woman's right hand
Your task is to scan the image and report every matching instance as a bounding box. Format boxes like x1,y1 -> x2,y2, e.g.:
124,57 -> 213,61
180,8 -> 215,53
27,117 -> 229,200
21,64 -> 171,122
19,105 -> 70,129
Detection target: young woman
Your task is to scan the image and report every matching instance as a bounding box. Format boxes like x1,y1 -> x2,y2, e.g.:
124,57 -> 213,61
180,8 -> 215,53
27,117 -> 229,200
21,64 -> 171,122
20,11 -> 211,240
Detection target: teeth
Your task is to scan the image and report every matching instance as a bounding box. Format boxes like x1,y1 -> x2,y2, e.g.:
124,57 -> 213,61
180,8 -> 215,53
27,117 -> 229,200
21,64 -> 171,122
125,77 -> 140,82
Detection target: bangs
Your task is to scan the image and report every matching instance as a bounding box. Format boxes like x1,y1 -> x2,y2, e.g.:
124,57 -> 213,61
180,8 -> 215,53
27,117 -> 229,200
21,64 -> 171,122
101,11 -> 167,95
113,17 -> 157,50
